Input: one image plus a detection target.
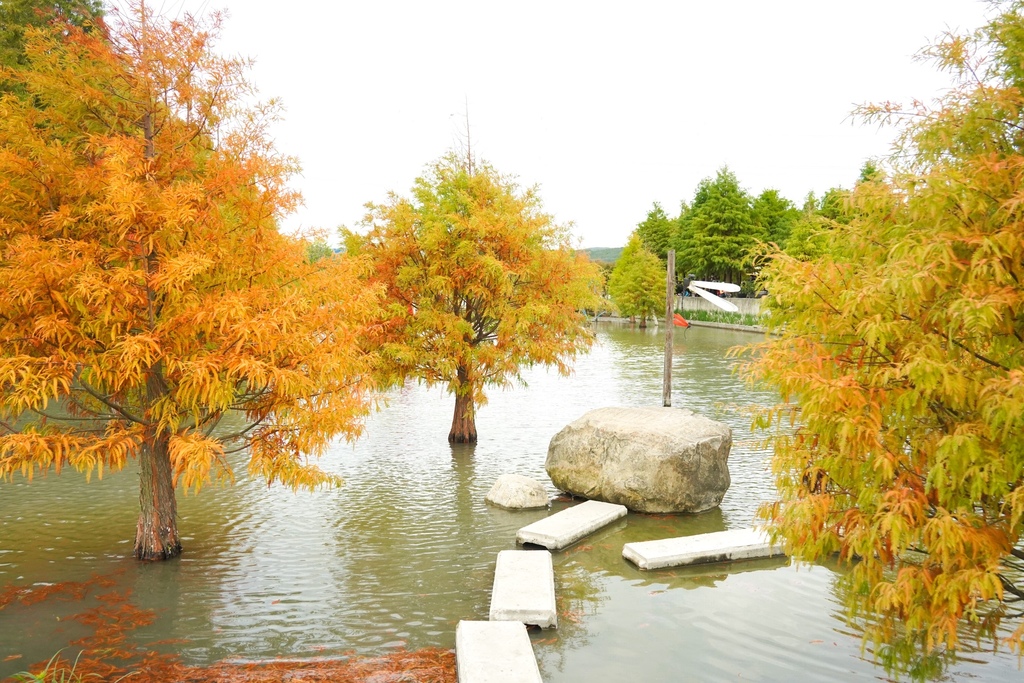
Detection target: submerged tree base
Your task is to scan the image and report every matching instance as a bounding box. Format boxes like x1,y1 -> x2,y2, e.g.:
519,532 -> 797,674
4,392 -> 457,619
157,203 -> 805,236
447,432 -> 478,444
448,391 -> 477,443
133,543 -> 183,562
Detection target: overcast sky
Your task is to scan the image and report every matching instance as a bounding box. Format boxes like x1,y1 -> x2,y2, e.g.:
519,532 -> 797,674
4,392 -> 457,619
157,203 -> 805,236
154,0 -> 993,248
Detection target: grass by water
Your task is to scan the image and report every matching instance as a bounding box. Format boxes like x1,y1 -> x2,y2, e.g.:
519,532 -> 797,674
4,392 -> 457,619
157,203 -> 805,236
677,308 -> 764,328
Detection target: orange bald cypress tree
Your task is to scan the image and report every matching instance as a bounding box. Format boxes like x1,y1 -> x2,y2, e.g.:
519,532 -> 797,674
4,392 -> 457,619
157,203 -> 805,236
346,154 -> 600,443
0,4 -> 378,560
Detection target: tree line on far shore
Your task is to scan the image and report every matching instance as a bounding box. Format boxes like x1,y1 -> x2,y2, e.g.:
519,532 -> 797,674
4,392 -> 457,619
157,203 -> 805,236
602,161 -> 881,325
634,163 -> 880,282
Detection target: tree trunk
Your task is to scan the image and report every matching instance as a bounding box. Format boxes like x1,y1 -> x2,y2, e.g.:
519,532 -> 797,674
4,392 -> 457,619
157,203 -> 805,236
639,315 -> 648,329
448,365 -> 477,443
134,431 -> 181,560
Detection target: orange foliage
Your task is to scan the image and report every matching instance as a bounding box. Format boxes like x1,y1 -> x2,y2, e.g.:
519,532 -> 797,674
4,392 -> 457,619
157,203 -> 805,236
0,572 -> 118,610
5,575 -> 455,683
346,153 -> 600,442
175,651 -> 456,683
0,3 -> 378,558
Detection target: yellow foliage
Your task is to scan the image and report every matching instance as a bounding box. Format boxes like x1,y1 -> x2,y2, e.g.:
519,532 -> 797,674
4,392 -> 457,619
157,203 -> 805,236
169,432 -> 233,494
740,3 -> 1024,669
347,153 -> 600,442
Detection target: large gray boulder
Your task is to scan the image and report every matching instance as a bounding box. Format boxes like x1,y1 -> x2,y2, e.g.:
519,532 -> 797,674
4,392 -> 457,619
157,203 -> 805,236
545,406 -> 731,513
485,473 -> 550,509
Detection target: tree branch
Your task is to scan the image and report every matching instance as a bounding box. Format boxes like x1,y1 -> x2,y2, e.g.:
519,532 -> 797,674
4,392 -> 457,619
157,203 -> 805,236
76,375 -> 148,426
949,337 -> 1010,372
30,408 -> 115,422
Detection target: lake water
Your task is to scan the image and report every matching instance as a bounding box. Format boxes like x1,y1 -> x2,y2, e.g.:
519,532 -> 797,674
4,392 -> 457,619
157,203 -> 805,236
0,324 -> 1020,681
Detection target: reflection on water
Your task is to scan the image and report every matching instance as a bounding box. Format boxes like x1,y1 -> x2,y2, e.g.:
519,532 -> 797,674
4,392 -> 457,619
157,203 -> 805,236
0,324 -> 1020,681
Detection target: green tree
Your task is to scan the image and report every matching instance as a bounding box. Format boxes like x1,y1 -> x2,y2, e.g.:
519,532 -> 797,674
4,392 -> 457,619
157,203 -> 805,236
635,202 -> 675,260
741,3 -> 1024,672
675,167 -> 762,284
346,153 -> 600,443
817,185 -> 852,223
786,165 -> 885,260
783,192 -> 832,260
607,233 -> 664,328
752,188 -> 798,248
0,4 -> 378,561
304,238 -> 335,264
1,0 -> 102,81
858,159 -> 883,184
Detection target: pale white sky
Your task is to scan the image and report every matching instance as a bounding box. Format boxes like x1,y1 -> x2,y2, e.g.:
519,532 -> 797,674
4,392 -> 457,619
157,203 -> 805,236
156,0 -> 992,248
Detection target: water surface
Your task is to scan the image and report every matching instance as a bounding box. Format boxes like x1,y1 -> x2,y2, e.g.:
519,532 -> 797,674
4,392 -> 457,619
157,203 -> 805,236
1,324 -> 1019,681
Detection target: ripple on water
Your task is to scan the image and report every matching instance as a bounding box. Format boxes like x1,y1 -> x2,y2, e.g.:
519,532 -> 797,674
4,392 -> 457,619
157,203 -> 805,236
1,325 -> 1020,682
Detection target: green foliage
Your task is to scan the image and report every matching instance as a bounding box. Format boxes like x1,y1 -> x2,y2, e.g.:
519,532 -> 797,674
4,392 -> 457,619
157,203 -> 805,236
783,192 -> 833,260
784,165 -> 883,258
635,202 -> 675,260
676,307 -> 763,327
304,239 -> 335,264
607,233 -> 664,326
816,186 -> 852,223
589,260 -> 616,316
740,2 -> 1024,672
0,0 -> 102,86
858,159 -> 883,184
581,246 -> 623,263
675,166 -> 763,284
752,188 -> 799,248
783,176 -> 881,260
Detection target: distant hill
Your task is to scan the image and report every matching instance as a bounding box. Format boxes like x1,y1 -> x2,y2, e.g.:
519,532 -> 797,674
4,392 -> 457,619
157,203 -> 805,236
581,247 -> 623,263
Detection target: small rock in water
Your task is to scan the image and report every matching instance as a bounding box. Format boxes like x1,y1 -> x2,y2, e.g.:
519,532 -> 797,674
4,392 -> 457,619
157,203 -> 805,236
485,474 -> 550,510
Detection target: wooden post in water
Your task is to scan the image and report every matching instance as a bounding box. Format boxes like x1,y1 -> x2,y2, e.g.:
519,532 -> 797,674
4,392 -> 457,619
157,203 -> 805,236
663,249 -> 675,407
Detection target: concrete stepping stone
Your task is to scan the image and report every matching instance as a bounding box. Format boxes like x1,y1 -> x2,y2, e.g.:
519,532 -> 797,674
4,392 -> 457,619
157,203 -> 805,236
456,620 -> 543,683
622,527 -> 785,570
489,550 -> 557,628
516,499 -> 627,550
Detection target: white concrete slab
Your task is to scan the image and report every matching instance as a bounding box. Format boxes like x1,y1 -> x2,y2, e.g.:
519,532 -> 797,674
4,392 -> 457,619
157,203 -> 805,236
489,550 -> 557,628
516,499 -> 627,550
622,527 -> 786,570
456,620 -> 543,683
